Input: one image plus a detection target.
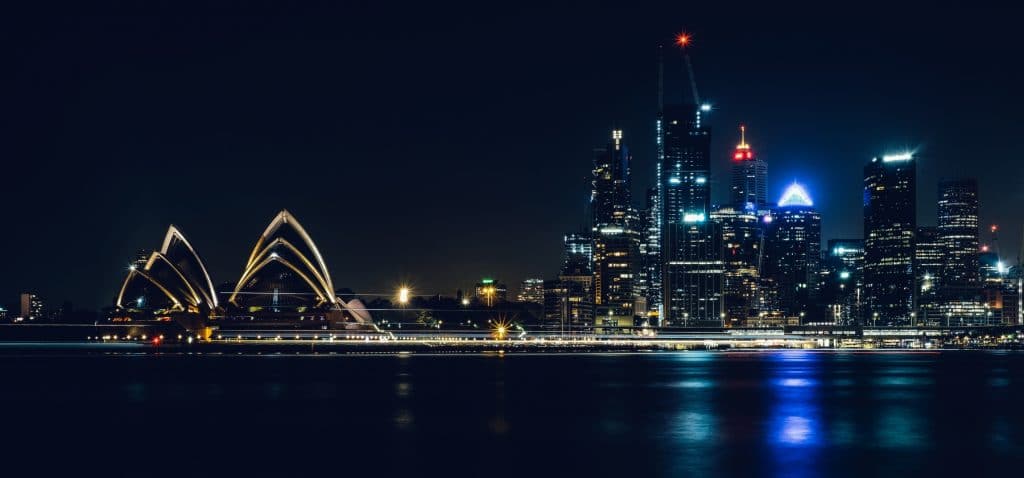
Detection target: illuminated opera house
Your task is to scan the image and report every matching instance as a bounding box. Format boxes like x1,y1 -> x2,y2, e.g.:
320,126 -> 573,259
114,210 -> 374,332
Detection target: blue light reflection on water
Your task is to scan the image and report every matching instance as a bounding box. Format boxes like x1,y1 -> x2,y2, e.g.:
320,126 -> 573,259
767,351 -> 823,477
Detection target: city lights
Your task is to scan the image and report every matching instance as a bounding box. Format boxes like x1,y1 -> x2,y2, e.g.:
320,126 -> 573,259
882,152 -> 913,162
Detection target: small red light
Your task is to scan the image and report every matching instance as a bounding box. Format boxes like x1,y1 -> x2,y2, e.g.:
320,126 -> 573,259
746,151 -> 752,159
734,152 -> 743,160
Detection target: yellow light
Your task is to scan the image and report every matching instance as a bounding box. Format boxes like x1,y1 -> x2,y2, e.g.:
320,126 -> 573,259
398,286 -> 411,305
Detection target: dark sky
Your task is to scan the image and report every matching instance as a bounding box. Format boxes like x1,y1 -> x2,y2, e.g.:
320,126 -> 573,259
3,1 -> 1023,308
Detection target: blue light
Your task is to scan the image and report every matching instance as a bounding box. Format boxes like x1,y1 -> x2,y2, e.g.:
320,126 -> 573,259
669,177 -> 681,185
778,183 -> 814,207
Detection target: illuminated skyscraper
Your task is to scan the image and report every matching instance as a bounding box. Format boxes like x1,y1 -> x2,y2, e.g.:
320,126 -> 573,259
591,130 -> 640,325
592,130 -> 632,228
660,103 -> 722,325
937,179 -> 980,290
641,187 -> 661,320
711,206 -> 762,325
863,153 -> 916,325
763,183 -> 821,319
729,125 -> 767,211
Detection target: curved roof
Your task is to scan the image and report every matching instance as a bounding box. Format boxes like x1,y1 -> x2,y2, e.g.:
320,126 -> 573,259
229,210 -> 338,308
116,226 -> 216,313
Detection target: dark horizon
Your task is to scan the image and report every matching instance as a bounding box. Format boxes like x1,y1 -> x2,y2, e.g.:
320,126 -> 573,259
4,2 -> 1023,309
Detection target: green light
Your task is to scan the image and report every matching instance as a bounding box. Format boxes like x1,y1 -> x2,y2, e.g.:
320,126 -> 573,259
481,278 -> 494,284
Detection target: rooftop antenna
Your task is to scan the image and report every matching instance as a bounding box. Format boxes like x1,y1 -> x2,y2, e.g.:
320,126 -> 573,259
675,32 -> 700,105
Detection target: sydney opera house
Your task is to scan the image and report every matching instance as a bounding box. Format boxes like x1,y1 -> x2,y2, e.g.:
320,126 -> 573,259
114,210 -> 374,333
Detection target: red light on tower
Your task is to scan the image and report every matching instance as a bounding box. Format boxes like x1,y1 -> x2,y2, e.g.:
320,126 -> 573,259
982,244 -> 990,253
991,224 -> 999,233
676,33 -> 691,47
733,124 -> 753,161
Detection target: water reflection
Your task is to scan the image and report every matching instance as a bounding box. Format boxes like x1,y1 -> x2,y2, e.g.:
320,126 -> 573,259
767,352 -> 822,476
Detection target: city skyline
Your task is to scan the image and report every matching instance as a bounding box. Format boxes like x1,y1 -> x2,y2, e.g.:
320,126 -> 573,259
4,4 -> 1024,309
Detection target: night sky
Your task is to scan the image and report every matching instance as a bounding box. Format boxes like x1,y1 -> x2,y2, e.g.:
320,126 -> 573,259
3,2 -> 1023,308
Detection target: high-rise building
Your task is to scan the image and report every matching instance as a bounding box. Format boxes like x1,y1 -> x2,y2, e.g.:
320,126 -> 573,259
641,187 -> 661,320
937,179 -> 980,291
516,278 -> 544,304
19,293 -> 44,321
822,239 -> 865,324
591,130 -> 640,326
729,125 -> 767,212
660,103 -> 722,325
592,130 -> 632,228
863,153 -> 916,325
915,226 -> 944,325
763,183 -> 821,320
711,206 -> 762,325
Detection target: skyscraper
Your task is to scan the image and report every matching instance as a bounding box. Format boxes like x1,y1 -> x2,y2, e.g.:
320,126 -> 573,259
641,187 -> 661,321
660,103 -> 722,325
591,130 -> 640,326
592,129 -> 632,228
937,179 -> 980,290
711,206 -> 762,325
729,125 -> 767,212
763,183 -> 821,319
863,153 -> 916,325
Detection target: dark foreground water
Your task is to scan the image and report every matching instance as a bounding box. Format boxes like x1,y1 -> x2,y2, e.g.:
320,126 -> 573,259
2,350 -> 1023,477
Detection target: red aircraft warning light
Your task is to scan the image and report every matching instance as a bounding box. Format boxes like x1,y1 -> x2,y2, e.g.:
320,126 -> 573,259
676,33 -> 691,47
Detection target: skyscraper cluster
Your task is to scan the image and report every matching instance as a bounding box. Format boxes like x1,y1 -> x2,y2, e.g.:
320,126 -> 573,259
539,43 -> 1021,331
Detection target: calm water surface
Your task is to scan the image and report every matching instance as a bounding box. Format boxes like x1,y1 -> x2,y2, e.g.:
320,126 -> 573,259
2,350 -> 1022,477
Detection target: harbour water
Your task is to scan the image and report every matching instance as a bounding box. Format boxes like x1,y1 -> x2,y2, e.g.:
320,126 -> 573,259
1,349 -> 1022,476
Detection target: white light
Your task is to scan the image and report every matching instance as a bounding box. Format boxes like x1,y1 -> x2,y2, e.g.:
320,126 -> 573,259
695,177 -> 707,184
882,152 -> 913,162
997,261 -> 1007,274
668,177 -> 681,185
700,104 -> 712,112
683,213 -> 705,223
778,183 -> 813,207
839,271 -> 851,280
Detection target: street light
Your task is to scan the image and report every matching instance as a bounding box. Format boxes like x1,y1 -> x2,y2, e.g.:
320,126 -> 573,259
398,286 -> 411,306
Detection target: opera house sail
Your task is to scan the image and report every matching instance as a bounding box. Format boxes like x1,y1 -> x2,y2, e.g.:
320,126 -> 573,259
113,210 -> 373,331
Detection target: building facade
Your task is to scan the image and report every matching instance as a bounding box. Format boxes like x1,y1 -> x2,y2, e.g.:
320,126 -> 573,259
863,154 -> 916,325
660,103 -> 722,325
763,184 -> 821,320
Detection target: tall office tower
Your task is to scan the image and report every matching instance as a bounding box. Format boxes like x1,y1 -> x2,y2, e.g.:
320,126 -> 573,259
516,278 -> 544,304
863,153 -> 916,325
729,125 -> 768,211
763,183 -> 821,319
591,130 -> 640,327
660,103 -> 722,325
937,179 -> 980,290
592,130 -> 632,228
642,187 -> 661,321
711,206 -> 762,325
915,226 -> 944,324
822,239 -> 865,324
